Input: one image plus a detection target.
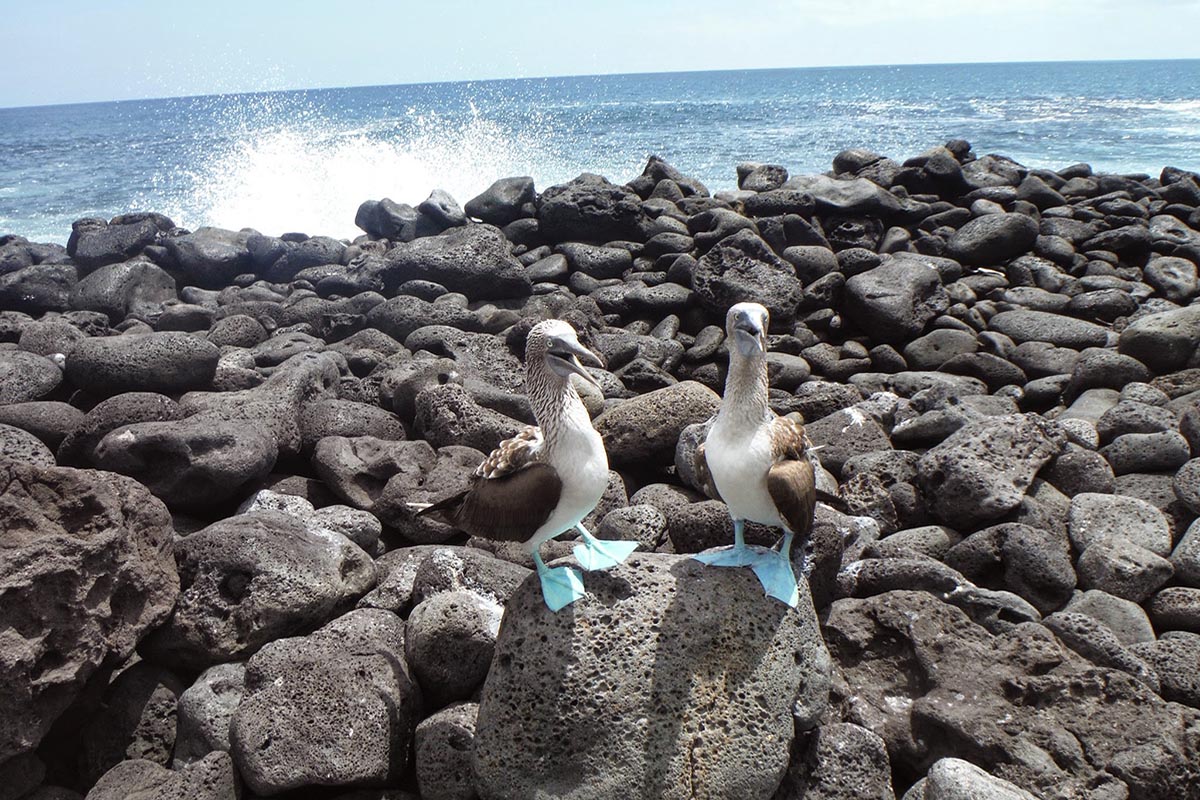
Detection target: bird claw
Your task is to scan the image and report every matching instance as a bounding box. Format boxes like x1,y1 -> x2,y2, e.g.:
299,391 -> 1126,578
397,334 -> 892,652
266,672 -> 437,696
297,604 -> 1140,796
537,565 -> 586,612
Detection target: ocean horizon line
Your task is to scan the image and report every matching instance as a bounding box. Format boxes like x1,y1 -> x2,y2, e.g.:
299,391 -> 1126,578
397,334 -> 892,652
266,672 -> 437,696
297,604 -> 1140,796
3,56 -> 1198,113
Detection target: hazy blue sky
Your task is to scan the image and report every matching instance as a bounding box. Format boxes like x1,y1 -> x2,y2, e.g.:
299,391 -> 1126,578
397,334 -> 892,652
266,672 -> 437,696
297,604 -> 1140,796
3,0 -> 1200,107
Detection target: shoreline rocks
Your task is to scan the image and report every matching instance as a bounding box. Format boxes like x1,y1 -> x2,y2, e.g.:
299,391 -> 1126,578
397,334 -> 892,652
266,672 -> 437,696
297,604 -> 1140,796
1,141 -> 1199,799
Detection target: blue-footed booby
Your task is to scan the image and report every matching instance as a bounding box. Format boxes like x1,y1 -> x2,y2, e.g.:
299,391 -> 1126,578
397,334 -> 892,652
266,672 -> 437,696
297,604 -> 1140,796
692,302 -> 816,607
419,319 -> 637,610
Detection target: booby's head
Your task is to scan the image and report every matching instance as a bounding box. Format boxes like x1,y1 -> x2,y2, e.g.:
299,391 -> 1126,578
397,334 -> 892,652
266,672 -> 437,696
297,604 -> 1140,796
527,319 -> 603,388
726,302 -> 769,358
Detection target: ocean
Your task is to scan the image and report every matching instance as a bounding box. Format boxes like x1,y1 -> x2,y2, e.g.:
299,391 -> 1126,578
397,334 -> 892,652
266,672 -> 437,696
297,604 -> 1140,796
2,59 -> 1198,246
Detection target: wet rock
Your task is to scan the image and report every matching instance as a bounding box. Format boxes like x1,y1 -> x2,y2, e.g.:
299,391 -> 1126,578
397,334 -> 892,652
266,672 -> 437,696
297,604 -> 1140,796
355,197 -> 420,241
593,380 -> 720,466
140,510 -> 374,670
173,663 -> 245,767
230,609 -> 420,795
917,414 -> 1066,528
65,332 -> 218,397
473,553 -> 831,800
93,417 -> 277,512
69,260 -> 176,324
382,224 -> 530,300
405,590 -> 502,708
0,462 -> 178,761
825,590 -> 1200,799
84,751 -> 239,800
0,351 -> 62,404
690,229 -> 802,326
415,702 -> 478,800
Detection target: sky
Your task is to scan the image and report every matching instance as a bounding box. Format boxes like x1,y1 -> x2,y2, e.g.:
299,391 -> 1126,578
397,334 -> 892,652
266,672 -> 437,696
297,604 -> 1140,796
3,0 -> 1200,108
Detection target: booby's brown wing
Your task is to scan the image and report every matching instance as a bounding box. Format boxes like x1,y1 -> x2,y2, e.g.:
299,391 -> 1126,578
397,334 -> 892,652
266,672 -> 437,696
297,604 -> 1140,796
693,441 -> 723,502
767,416 -> 817,536
419,425 -> 563,542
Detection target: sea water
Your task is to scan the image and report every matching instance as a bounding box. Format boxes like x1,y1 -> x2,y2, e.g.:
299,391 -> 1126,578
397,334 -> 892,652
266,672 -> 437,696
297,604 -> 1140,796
1,60 -> 1198,245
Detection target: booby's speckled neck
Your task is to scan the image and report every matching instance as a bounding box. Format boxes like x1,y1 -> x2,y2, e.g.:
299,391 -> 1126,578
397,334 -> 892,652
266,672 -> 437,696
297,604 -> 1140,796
525,335 -> 592,449
718,347 -> 771,431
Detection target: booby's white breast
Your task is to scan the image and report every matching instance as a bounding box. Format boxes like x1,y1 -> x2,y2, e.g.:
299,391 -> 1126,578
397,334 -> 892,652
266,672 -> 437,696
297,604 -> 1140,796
529,413 -> 609,548
705,418 -> 786,528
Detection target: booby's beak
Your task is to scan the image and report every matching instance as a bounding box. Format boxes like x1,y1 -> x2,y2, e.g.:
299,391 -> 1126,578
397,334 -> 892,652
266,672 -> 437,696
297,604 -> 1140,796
731,309 -> 767,357
547,336 -> 603,388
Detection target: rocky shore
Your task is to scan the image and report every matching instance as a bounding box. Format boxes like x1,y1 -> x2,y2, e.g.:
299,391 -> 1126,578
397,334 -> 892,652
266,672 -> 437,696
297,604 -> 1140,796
2,141 -> 1200,800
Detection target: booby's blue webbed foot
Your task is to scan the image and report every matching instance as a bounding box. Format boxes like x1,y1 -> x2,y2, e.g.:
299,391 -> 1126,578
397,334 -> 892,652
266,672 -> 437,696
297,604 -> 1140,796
752,551 -> 800,607
692,518 -> 763,568
533,551 -> 585,611
692,541 -> 763,567
572,525 -> 638,571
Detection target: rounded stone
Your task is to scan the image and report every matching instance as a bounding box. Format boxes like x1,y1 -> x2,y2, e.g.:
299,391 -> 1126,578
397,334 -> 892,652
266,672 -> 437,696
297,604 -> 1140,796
1147,587 -> 1200,634
0,350 -> 62,404
473,553 -> 831,800
414,702 -> 478,800
405,590 -> 503,708
65,331 -> 219,396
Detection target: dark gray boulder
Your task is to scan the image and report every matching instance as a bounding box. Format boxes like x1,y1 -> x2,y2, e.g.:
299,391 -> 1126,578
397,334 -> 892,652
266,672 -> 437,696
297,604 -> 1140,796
67,217 -> 160,271
0,401 -> 85,449
473,553 -> 831,800
65,332 -> 219,396
946,212 -> 1039,265
0,423 -> 56,468
1119,306 -> 1200,373
173,663 -> 245,767
0,262 -> 78,314
844,257 -> 949,345
593,381 -> 720,466
161,228 -> 253,289
230,609 -> 421,795
537,173 -> 649,243
774,722 -> 896,800
690,229 -> 802,326
93,417 -> 278,511
355,197 -> 421,241
781,174 -> 902,216
68,260 -> 176,323
57,392 -> 184,466
140,510 -> 375,670
465,177 -> 536,226
415,702 -> 478,800
943,523 -> 1075,614
917,414 -> 1067,528
825,590 -> 1200,799
987,309 -> 1109,349
0,351 -> 62,404
381,225 -> 530,300
84,751 -> 239,800
0,462 -> 178,762
405,590 -> 502,708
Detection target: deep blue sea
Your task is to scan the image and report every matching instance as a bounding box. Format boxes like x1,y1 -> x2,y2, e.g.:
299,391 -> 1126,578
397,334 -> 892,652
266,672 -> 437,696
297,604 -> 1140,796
2,60 -> 1198,245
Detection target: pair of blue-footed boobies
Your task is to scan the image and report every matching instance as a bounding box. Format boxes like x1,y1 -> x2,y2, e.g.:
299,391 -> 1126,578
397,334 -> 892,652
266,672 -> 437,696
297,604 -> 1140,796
422,307 -> 816,611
